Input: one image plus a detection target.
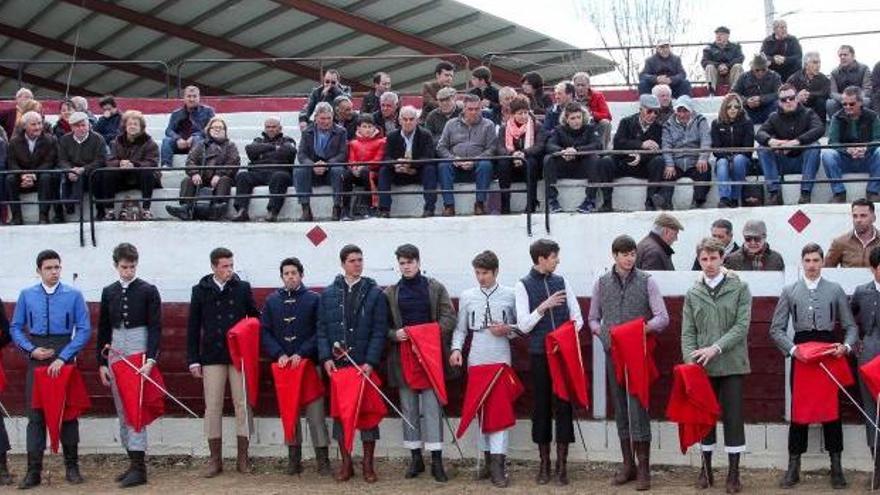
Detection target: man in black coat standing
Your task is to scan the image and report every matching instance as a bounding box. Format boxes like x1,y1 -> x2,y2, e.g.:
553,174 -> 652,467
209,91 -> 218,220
377,106 -> 438,218
187,247 -> 259,478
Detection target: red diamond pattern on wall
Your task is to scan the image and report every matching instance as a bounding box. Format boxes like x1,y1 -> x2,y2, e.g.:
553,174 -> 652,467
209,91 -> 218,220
306,225 -> 327,246
788,209 -> 811,233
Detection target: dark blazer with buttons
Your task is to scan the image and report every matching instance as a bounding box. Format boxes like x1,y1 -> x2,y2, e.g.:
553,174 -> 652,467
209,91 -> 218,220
97,278 -> 162,366
260,285 -> 320,361
316,275 -> 387,368
852,281 -> 880,364
186,274 -> 259,366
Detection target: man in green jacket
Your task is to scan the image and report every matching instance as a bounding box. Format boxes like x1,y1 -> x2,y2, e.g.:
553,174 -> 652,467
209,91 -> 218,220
384,244 -> 456,482
681,237 -> 752,494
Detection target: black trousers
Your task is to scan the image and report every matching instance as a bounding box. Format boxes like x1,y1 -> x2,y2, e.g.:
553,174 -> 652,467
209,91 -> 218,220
178,175 -> 233,206
701,374 -> 746,451
543,155 -> 605,203
530,353 -> 574,444
0,412 -> 8,453
100,169 -> 158,209
607,155 -> 665,208
788,331 -> 844,455
233,169 -> 292,213
61,170 -> 104,214
5,173 -> 61,216
495,156 -> 541,213
26,335 -> 79,454
648,160 -> 711,206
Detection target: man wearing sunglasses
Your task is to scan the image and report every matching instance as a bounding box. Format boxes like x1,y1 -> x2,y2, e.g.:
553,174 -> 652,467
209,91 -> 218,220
732,54 -> 782,125
724,219 -> 785,271
756,83 -> 825,205
605,94 -> 665,210
821,86 -> 880,203
300,70 -> 352,132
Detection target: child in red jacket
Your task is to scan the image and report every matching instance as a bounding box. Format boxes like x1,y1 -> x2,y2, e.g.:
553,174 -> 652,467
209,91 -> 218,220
345,114 -> 386,217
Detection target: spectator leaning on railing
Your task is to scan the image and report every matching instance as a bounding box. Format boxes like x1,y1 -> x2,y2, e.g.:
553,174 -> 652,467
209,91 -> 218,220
58,112 -> 107,219
543,102 -> 606,214
605,94 -> 664,210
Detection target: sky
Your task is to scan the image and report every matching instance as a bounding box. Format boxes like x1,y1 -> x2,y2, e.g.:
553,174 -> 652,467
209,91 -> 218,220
462,0 -> 880,84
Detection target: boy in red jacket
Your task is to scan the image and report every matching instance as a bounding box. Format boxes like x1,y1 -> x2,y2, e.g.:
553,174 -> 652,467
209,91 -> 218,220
344,114 -> 386,218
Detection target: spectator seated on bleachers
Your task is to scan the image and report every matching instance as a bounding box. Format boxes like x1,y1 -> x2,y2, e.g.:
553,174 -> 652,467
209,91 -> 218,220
496,95 -> 543,214
361,71 -> 390,115
702,26 -> 745,95
712,93 -> 755,208
827,45 -> 873,117
333,95 -> 358,140
761,19 -> 803,82
295,102 -> 348,222
0,87 -> 33,137
424,87 -> 460,147
6,111 -> 61,225
469,66 -> 501,124
573,72 -> 612,148
638,40 -> 692,98
371,92 -> 400,137
299,69 -> 351,131
160,85 -> 215,167
421,61 -> 456,119
230,117 -> 297,223
436,93 -> 497,217
166,117 -> 239,221
51,99 -> 73,140
69,96 -> 97,126
544,102 -> 605,214
542,81 -> 576,134
94,95 -> 122,147
342,114 -> 386,219
821,86 -> 880,203
605,94 -> 664,210
733,54 -> 781,125
103,110 -> 160,220
787,51 -> 831,121
378,106 -> 438,218
652,96 -> 711,210
521,71 -> 553,117
756,83 -> 825,205
652,84 -> 674,125
498,86 -> 517,125
59,111 -> 107,218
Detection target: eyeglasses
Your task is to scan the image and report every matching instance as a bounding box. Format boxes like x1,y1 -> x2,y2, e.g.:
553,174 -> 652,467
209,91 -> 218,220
842,101 -> 858,107
779,95 -> 797,103
744,236 -> 764,243
644,108 -> 659,115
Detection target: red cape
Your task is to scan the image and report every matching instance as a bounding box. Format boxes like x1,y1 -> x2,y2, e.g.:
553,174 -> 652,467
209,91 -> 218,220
666,364 -> 720,454
545,320 -> 589,409
792,342 -> 854,424
610,318 -> 658,410
227,317 -> 261,408
860,355 -> 880,400
271,359 -> 326,444
456,363 -> 524,437
110,353 -> 166,432
400,322 -> 448,405
329,366 -> 387,453
31,365 -> 91,453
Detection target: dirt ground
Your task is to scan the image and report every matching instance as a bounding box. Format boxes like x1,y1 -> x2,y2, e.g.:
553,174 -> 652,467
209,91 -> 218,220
4,454 -> 875,494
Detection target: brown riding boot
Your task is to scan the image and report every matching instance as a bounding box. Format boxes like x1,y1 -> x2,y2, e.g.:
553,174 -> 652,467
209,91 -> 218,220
335,440 -> 353,482
362,441 -> 378,483
535,443 -> 551,484
236,436 -> 252,473
613,437 -> 637,485
634,441 -> 651,491
554,442 -> 569,486
203,438 -> 223,478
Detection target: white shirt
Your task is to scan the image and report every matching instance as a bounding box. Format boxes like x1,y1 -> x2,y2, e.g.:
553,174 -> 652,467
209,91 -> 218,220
803,275 -> 821,291
26,135 -> 38,153
213,277 -> 226,291
703,272 -> 725,289
41,282 -> 59,294
73,132 -> 89,145
514,275 -> 583,334
874,280 -> 880,293
119,278 -> 134,289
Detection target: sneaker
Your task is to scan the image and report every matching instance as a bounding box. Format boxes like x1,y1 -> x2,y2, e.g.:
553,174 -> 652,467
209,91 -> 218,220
576,199 -> 595,214
831,192 -> 847,204
547,199 -> 562,213
718,198 -> 733,208
798,192 -> 811,204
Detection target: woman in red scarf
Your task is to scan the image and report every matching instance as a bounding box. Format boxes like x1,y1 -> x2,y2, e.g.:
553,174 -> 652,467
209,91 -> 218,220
496,95 -> 543,214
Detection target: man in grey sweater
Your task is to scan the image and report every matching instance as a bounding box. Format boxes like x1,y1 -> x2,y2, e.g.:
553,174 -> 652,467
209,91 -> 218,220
649,96 -> 711,210
769,243 -> 858,490
436,94 -> 498,216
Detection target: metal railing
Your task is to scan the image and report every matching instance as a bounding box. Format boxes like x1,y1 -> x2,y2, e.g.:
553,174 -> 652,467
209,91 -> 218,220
0,168 -> 87,246
0,59 -> 173,99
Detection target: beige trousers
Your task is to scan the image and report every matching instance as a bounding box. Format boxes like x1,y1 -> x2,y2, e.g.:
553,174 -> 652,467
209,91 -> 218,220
202,364 -> 253,439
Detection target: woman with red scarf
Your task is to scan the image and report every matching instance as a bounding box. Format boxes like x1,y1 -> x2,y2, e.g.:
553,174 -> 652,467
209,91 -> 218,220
496,95 -> 543,214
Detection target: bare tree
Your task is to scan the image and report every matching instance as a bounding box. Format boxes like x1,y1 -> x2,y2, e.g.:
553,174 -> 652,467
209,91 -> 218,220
576,0 -> 693,85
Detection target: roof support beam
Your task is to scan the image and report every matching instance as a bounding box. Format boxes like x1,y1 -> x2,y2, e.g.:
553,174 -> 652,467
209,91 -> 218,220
0,65 -> 98,97
56,0 -> 368,91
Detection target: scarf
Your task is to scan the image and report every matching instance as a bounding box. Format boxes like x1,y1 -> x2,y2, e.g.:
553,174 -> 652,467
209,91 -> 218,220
504,116 -> 534,153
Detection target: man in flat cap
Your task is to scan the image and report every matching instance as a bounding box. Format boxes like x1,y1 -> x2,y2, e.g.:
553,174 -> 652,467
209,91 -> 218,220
733,54 -> 782,125
702,27 -> 745,96
59,111 -> 108,218
636,213 -> 684,270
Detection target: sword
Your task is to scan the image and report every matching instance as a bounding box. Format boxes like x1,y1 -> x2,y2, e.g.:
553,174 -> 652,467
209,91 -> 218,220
103,345 -> 200,418
332,342 -> 416,430
240,357 -> 252,437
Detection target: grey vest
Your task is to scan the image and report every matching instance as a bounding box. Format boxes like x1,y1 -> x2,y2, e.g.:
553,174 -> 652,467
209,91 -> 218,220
596,269 -> 654,349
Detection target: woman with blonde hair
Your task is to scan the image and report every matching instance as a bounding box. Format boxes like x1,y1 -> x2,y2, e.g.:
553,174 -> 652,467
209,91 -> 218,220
711,93 -> 755,207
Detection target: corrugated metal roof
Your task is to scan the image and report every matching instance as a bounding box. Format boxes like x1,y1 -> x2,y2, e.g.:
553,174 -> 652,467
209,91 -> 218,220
0,0 -> 613,98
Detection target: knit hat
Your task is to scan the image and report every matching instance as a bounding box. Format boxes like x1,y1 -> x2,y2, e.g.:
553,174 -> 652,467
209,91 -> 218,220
742,219 -> 767,237
654,213 -> 684,231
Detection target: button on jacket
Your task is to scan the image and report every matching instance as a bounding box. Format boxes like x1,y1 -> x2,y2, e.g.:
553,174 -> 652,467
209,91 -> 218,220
96,278 -> 162,366
9,282 -> 91,362
260,285 -> 320,361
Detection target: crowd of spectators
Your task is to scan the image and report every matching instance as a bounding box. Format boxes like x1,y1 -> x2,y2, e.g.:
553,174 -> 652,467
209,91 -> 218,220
1,21 -> 880,225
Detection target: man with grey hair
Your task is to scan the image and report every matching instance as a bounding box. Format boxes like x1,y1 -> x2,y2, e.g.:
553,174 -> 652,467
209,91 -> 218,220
372,91 -> 400,136
651,95 -> 712,210
59,112 -> 107,218
0,87 -> 34,137
761,19 -> 802,81
333,95 -> 358,140
827,45 -> 872,117
651,84 -> 674,124
424,87 -> 461,146
787,51 -> 831,120
639,40 -> 691,98
161,85 -> 215,167
636,212 -> 684,270
231,117 -> 297,222
572,72 -> 612,148
69,96 -> 97,126
436,93 -> 497,216
701,26 -> 745,95
378,106 -> 438,217
6,111 -> 61,224
296,101 -> 348,221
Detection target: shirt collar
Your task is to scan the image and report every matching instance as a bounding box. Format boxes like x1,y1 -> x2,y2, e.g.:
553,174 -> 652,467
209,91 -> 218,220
41,282 -> 59,294
703,271 -> 725,289
345,277 -> 362,289
853,227 -> 878,247
119,278 -> 135,289
874,280 -> 880,293
73,132 -> 89,144
803,275 -> 821,290
213,276 -> 227,291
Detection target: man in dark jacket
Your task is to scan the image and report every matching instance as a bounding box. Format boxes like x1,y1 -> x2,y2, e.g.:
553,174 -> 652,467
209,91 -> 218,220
424,87 -> 461,146
6,111 -> 61,224
317,244 -> 387,483
544,102 -> 605,213
724,220 -> 785,271
638,41 -> 691,98
260,257 -> 330,476
378,106 -> 438,217
469,66 -> 501,124
605,95 -> 664,209
59,112 -> 107,217
94,96 -> 122,147
851,246 -> 880,489
733,55 -> 782,125
299,70 -> 351,130
787,51 -> 831,120
702,26 -> 745,94
761,19 -> 802,81
756,84 -> 825,205
822,86 -> 880,202
295,102 -> 348,222
160,85 -> 215,167
334,96 -> 359,140
636,213 -> 683,270
230,117 -> 297,222
186,247 -> 259,478
371,92 -> 400,136
543,82 -> 577,133
690,219 -> 740,270
361,72 -> 390,115
827,45 -> 873,117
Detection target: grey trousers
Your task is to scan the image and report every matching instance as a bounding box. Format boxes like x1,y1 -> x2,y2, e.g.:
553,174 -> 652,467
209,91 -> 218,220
108,326 -> 148,452
606,356 -> 652,442
289,394 -> 330,448
26,335 -> 79,453
399,383 -> 443,450
859,372 -> 880,450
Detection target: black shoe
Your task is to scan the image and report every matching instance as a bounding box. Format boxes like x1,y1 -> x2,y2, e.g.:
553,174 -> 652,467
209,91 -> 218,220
53,212 -> 66,224
421,209 -> 434,218
119,451 -> 146,488
430,451 -> 448,483
547,199 -> 562,213
651,193 -> 668,210
166,204 -> 192,220
831,192 -> 847,204
780,454 -> 800,488
405,449 -> 425,479
230,209 -> 249,222
798,192 -> 811,204
718,198 -> 733,208
331,206 -> 341,221
287,445 -> 302,475
315,446 -> 331,476
265,210 -> 278,222
597,202 -> 614,213
299,204 -> 313,222
63,445 -> 84,484
490,454 -> 509,488
10,214 -> 23,226
576,199 -> 595,214
377,208 -> 390,218
829,452 -> 847,489
210,203 -> 228,221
